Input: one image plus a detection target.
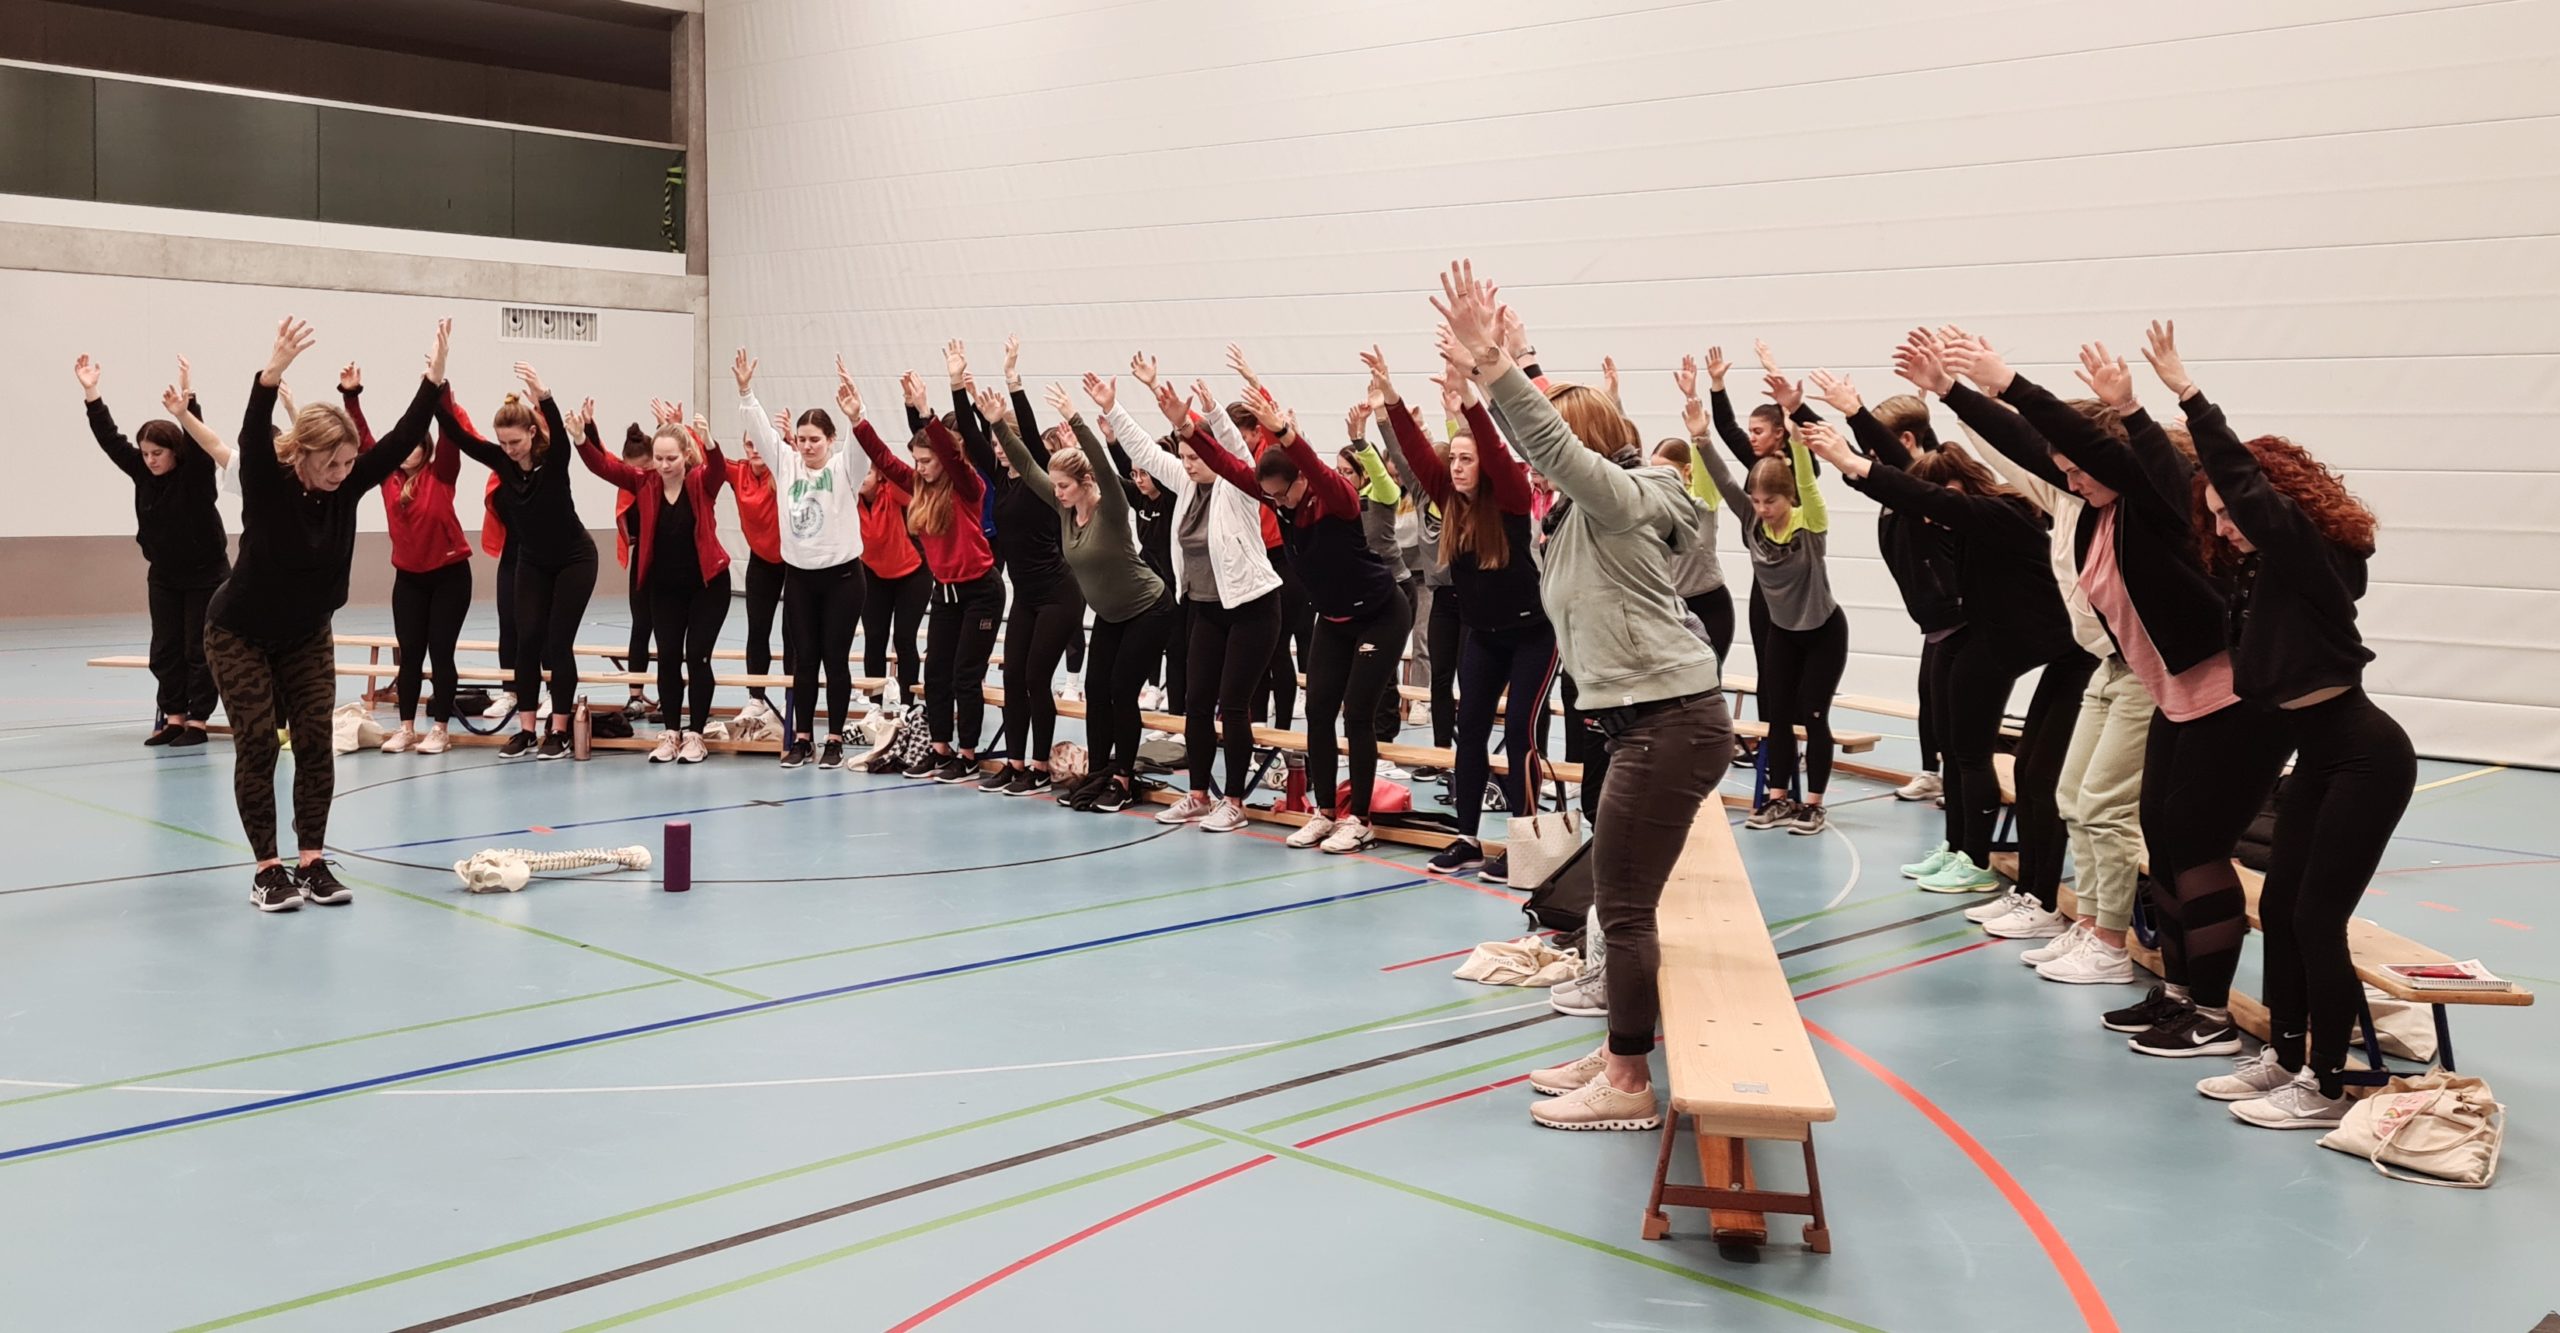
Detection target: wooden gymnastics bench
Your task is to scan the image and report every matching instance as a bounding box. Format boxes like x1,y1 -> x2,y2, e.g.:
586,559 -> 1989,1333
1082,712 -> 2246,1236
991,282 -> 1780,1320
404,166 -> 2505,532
1646,795 -> 1837,1251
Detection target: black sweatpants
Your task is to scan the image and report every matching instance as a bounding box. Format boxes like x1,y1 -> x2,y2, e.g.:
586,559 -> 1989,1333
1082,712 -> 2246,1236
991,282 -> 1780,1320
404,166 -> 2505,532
1153,600 -> 1190,714
784,558 -> 865,743
925,571 -> 1005,750
1759,607 -> 1849,797
1261,556 -> 1311,728
392,561 -> 472,724
651,567 -> 733,733
743,553 -> 789,707
1086,593 -> 1177,776
1185,591 -> 1281,795
2262,690 -> 2414,1090
205,623 -> 337,862
1451,620 -> 1559,839
1939,628 -> 2038,864
1004,585 -> 1085,766
2012,652 -> 2096,909
1426,585 -> 1462,748
1301,595 -> 1414,820
493,542 -> 520,672
624,567 -> 653,684
514,542 -> 599,719
1372,576 -> 1419,743
146,576 -> 221,721
1594,692 -> 1734,1055
2140,702 -> 2293,1008
861,565 -> 927,698
1915,633 -> 1947,775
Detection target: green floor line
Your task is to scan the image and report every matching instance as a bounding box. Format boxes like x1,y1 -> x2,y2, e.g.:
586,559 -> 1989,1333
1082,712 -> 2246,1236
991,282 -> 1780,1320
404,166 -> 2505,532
173,992 -> 1521,1331
1767,886 -> 1952,931
707,864 -> 1356,977
559,1141 -> 1235,1332
1117,1105 -> 1887,1333
0,775 -> 764,1000
0,979 -> 681,1111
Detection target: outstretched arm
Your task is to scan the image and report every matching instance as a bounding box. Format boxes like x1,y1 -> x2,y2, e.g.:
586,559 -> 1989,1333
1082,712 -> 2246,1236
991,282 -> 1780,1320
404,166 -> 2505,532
993,416 -> 1058,511
347,376 -> 448,494
79,357 -> 149,482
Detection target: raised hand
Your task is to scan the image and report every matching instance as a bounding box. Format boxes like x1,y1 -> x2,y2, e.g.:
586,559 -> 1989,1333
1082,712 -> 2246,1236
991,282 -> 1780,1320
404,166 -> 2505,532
1003,334 -> 1022,390
339,361 -> 362,393
161,384 -> 188,418
1807,368 -> 1861,416
1152,378 -> 1188,426
944,339 -> 969,390
971,382 -> 1007,424
1347,401 -> 1373,441
74,355 -> 101,399
1497,303 -> 1529,360
1938,329 -> 2013,395
1225,343 -> 1265,394
835,376 -> 865,425
1081,372 -> 1117,414
1754,337 -> 1783,378
262,317 -> 316,386
1798,420 -> 1857,468
562,401 -> 589,439
2142,319 -> 2194,399
1602,355 -> 1622,404
1239,384 -> 1288,434
773,410 -> 791,438
1129,352 -> 1160,389
177,354 -> 193,399
1892,333 -> 1956,395
2076,342 -> 2137,411
1433,324 -> 1479,385
1189,379 -> 1218,422
732,347 -> 757,396
1676,357 -> 1710,437
901,370 -> 929,414
1431,260 -> 1504,373
692,413 -> 711,443
1043,381 -> 1076,421
514,361 -> 548,401
1764,370 -> 1804,416
649,397 -> 677,426
1672,354 -> 1699,403
1705,345 -> 1731,390
1358,345 -> 1399,405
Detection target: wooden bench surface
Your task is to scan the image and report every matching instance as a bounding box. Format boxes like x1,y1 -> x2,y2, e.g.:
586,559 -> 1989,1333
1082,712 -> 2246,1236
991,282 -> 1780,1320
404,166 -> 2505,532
1656,799 -> 1837,1137
93,655 -> 802,692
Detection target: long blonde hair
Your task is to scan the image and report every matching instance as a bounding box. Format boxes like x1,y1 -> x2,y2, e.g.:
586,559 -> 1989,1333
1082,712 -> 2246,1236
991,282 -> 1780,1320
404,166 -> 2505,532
276,403 -> 357,474
1544,383 -> 1639,459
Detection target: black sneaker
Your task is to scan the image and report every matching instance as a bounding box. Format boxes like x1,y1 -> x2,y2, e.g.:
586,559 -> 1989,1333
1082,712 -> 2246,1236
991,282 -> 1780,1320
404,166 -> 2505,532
169,726 -> 208,749
498,730 -> 540,759
1001,765 -> 1042,797
977,763 -> 1019,794
933,755 -> 978,784
1055,773 -> 1102,810
1426,838 -> 1486,875
251,865 -> 303,913
818,738 -> 847,770
780,741 -> 814,769
1413,765 -> 1446,781
623,695 -> 653,720
1788,802 -> 1829,837
537,730 -> 572,760
1024,768 -> 1055,797
1479,853 -> 1511,885
2101,985 -> 2187,1035
902,752 -> 941,779
1088,778 -> 1130,814
144,723 -> 180,747
2129,1007 -> 2243,1058
296,860 -> 353,906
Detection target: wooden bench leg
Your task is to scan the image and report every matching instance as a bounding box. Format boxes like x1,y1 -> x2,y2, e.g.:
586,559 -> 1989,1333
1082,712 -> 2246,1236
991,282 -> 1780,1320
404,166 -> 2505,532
1642,1113 -> 1681,1241
1799,1132 -> 1832,1254
1699,1135 -> 1769,1246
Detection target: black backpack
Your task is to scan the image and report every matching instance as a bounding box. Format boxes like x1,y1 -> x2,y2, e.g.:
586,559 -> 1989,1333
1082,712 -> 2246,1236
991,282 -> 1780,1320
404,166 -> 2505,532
1519,838 -> 1597,935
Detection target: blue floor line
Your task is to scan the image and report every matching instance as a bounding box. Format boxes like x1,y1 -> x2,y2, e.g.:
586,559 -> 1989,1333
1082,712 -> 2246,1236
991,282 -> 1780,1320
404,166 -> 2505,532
355,781 -> 926,852
0,876 -> 1430,1165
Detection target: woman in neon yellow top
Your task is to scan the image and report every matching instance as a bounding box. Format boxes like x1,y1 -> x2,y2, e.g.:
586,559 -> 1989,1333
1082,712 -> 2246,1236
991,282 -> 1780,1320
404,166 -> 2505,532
1683,370 -> 1848,836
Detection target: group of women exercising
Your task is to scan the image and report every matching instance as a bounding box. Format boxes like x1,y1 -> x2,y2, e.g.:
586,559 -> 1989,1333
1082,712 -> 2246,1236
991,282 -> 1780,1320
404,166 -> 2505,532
85,264 -> 2409,1136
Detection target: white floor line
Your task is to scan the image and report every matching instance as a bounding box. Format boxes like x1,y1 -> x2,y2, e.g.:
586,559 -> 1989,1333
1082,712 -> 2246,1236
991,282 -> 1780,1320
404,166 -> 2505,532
0,1000 -> 1554,1100
1768,823 -> 1863,943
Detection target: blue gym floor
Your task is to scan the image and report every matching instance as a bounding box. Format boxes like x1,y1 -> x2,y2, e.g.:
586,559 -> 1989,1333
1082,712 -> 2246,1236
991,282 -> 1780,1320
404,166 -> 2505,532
2,606 -> 2552,1332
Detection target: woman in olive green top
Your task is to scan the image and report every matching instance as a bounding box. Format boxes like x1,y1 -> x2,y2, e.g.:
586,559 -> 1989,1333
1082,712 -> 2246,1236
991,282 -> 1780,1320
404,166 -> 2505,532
994,384 -> 1176,813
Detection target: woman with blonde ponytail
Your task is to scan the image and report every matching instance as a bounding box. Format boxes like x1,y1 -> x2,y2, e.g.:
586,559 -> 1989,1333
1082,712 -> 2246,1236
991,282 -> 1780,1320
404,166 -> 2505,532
206,316 -> 447,913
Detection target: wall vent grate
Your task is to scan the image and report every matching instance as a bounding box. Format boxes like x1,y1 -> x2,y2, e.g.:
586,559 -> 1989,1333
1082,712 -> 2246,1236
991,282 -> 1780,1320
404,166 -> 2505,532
500,307 -> 599,343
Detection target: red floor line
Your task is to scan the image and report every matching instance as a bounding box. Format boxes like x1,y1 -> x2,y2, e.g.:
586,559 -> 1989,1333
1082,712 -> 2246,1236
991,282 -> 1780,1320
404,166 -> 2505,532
891,939 -> 2007,1331
2417,901 -> 2459,914
1803,1020 -> 2119,1333
2491,919 -> 2532,931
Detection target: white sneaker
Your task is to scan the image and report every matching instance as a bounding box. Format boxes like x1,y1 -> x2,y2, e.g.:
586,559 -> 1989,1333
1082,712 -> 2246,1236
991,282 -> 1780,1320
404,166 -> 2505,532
1320,816 -> 1374,854
1200,800 -> 1249,834
1286,814 -> 1337,849
1984,902 -> 2070,940
2020,923 -> 2087,966
1376,762 -> 1412,782
648,731 -> 681,764
416,726 -> 451,755
1139,685 -> 1168,712
1529,1073 -> 1661,1131
1527,1046 -> 1607,1096
379,727 -> 418,754
738,698 -> 777,727
2229,1071 -> 2354,1130
1895,771 -> 1943,802
481,690 -> 518,720
1966,887 -> 2032,924
1157,791 -> 1214,825
1058,683 -> 1085,703
1549,961 -> 1607,1017
678,731 -> 708,764
2196,1047 -> 2294,1102
2037,937 -> 2139,985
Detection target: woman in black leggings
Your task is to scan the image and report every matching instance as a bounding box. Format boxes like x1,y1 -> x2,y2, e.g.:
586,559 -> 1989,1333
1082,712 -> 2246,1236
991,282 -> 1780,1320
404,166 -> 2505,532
739,351 -> 871,769
856,465 -> 927,701
2127,324 -> 2409,1126
995,383 -> 1176,810
729,435 -> 790,730
339,364 -> 473,757
1110,361 -> 1286,835
1193,349 -> 1412,855
1375,349 -> 1554,882
78,354 -> 230,748
577,410 -> 732,764
439,361 -> 594,761
1802,392 -> 2087,902
610,424 -> 656,720
860,372 -> 1002,782
953,342 -> 1083,794
1940,330 -> 2290,1060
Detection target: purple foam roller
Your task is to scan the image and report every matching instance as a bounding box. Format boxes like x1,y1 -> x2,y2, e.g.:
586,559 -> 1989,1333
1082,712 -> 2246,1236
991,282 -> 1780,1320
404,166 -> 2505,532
665,820 -> 692,893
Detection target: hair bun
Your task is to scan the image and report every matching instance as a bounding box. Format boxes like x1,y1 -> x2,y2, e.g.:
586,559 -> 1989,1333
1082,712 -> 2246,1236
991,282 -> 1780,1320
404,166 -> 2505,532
502,392 -> 523,405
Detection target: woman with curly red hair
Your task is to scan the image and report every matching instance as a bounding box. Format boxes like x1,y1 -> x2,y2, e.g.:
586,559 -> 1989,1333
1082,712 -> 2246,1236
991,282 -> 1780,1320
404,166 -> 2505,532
2138,322 -> 2413,1131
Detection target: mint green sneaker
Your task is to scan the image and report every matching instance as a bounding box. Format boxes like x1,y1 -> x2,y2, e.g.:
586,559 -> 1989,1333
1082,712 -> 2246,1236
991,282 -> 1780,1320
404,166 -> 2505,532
1900,841 -> 1955,879
1917,852 -> 1999,893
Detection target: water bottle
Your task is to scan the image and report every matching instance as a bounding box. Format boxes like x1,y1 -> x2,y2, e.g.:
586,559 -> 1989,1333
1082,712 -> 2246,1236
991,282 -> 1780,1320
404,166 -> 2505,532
571,697 -> 593,761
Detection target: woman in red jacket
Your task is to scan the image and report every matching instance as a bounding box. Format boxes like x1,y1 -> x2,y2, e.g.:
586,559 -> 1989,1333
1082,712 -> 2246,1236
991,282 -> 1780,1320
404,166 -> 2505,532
730,427 -> 790,730
575,403 -> 732,763
340,362 -> 472,756
854,371 -> 1001,781
857,453 -> 927,701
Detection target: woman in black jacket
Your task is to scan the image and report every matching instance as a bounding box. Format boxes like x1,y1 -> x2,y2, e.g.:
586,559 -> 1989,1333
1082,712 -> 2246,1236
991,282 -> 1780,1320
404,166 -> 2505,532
1939,330 -> 2292,1060
79,355 -> 231,747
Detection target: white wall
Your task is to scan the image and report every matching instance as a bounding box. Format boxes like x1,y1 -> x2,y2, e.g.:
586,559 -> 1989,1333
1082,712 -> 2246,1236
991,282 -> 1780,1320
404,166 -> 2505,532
706,0 -> 2560,766
7,268 -> 695,546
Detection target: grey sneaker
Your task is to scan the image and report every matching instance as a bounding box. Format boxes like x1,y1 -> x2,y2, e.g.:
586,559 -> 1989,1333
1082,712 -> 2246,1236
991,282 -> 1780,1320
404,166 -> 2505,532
1550,961 -> 1607,1017
1745,796 -> 1797,831
1787,801 -> 1828,836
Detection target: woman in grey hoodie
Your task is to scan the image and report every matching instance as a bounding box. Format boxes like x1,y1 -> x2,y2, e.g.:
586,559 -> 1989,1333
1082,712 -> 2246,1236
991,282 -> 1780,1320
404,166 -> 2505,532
1432,261 -> 1733,1135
